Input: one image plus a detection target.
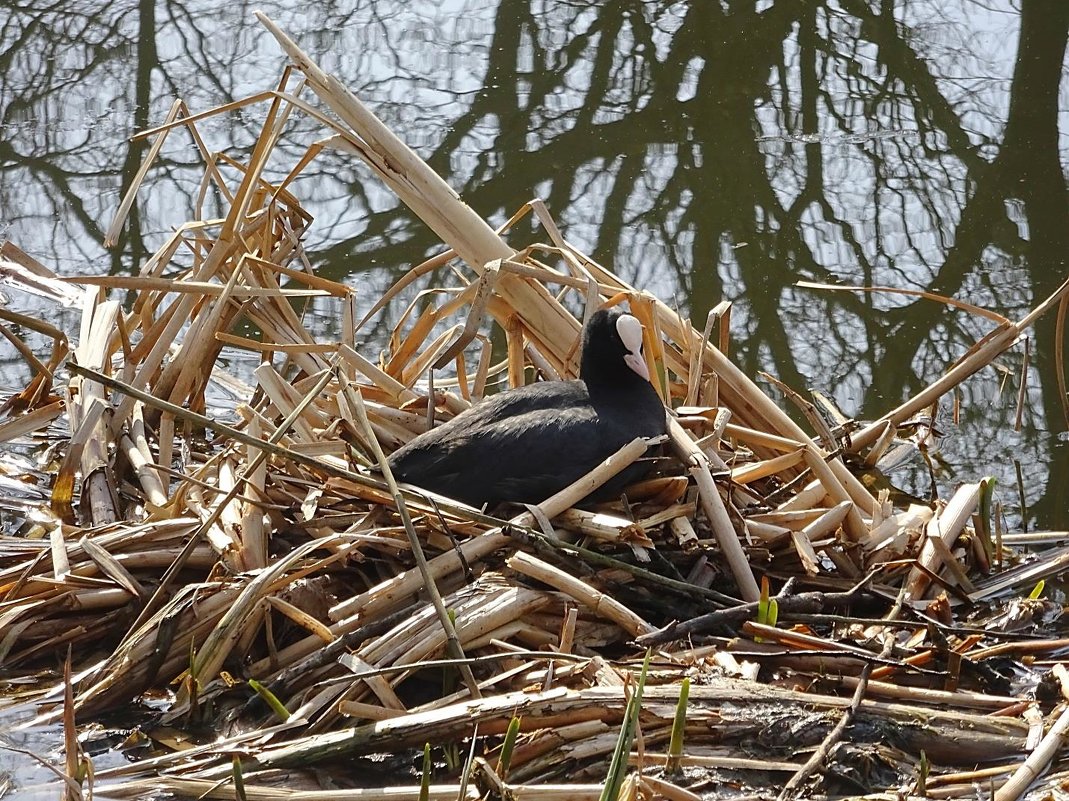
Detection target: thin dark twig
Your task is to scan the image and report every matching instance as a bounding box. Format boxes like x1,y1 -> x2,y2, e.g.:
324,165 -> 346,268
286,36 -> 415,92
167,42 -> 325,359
637,586 -> 868,647
778,634 -> 895,799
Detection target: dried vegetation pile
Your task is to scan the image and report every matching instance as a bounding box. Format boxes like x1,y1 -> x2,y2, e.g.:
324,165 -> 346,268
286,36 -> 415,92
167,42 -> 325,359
2,14 -> 1069,801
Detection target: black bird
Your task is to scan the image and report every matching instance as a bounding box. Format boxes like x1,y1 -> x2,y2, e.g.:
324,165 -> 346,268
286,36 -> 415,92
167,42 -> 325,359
387,306 -> 667,507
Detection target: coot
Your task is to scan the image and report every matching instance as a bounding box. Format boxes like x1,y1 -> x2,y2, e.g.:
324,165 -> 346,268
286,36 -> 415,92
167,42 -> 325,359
387,307 -> 667,507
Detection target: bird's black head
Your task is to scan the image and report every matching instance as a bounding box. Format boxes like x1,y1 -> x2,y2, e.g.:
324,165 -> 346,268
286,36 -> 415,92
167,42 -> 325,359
580,307 -> 652,392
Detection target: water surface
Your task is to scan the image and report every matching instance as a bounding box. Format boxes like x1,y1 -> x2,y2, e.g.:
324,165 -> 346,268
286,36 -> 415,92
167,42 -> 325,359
1,3 -> 1066,530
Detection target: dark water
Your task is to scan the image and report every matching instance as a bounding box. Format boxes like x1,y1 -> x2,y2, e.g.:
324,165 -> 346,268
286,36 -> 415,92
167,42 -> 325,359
1,4 -> 1067,517
0,1 -> 1067,792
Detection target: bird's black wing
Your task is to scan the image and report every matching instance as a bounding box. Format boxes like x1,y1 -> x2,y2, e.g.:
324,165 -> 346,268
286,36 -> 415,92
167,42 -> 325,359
388,399 -> 633,506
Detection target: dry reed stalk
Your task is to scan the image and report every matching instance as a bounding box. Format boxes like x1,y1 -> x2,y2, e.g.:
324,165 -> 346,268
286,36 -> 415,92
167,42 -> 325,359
638,752 -> 800,772
967,636 -> 1069,662
241,416 -> 269,569
69,294 -> 121,525
64,274 -> 332,298
926,764 -> 1017,789
741,621 -> 890,662
337,653 -> 407,712
103,99 -> 184,248
636,502 -> 698,530
100,778 -> 485,800
776,479 -> 829,512
904,482 -> 981,602
0,312 -> 65,412
639,774 -> 704,801
862,504 -> 933,554
508,552 -> 656,638
747,508 -> 829,529
337,344 -> 420,403
800,447 -> 867,542
0,400 -> 64,442
836,675 -> 1018,710
742,519 -> 790,543
78,537 -> 145,599
1000,531 -> 1069,545
0,240 -> 81,306
789,500 -> 853,575
851,277 -> 1069,454
729,448 -> 807,484
118,431 -> 168,507
336,698 -> 405,720
925,533 -> 978,594
863,420 -> 899,468
994,703 -> 1069,801
553,509 -> 652,546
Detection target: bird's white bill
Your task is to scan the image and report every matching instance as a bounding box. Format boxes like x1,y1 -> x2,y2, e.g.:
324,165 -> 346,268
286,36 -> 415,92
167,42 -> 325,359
617,314 -> 651,381
624,351 -> 651,381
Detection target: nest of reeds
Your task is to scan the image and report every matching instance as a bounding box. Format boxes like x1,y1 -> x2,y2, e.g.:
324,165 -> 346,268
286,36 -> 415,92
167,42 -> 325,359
2,13 -> 1069,801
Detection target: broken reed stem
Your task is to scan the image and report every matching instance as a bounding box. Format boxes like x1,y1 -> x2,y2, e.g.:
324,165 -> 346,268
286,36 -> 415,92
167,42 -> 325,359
668,418 -> 759,601
340,370 -> 482,700
114,363 -> 338,648
836,676 -> 1019,711
531,436 -> 652,518
994,702 -> 1069,801
905,482 -> 981,602
508,551 -> 656,638
257,14 -> 529,301
853,273 -> 1069,452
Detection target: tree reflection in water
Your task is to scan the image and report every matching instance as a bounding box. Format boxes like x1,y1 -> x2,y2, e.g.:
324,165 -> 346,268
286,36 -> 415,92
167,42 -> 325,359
0,0 -> 1065,527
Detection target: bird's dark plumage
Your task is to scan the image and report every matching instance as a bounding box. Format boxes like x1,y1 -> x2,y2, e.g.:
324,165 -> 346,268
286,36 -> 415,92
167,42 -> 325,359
386,307 -> 667,507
